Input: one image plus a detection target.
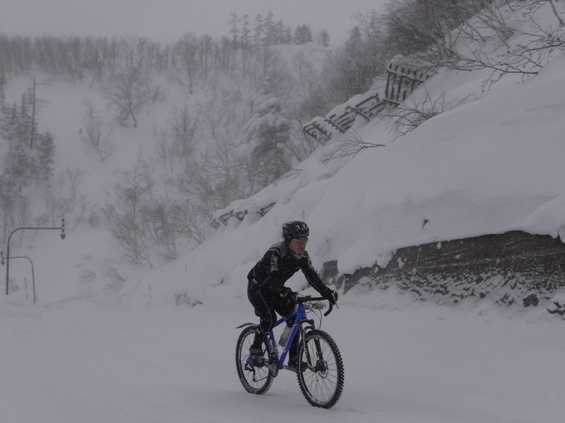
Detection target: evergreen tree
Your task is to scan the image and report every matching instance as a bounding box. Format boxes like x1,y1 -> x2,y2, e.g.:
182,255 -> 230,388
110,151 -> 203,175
1,102 -> 30,190
243,88 -> 291,188
229,12 -> 239,46
284,27 -> 294,45
273,21 -> 285,45
0,94 -> 56,190
0,73 -> 6,102
34,130 -> 55,181
240,15 -> 252,47
318,30 -> 330,48
294,24 -> 314,45
264,11 -> 276,45
253,14 -> 264,45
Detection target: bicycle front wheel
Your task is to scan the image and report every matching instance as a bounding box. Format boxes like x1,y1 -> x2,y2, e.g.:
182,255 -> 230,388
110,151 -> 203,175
235,326 -> 274,395
296,329 -> 344,408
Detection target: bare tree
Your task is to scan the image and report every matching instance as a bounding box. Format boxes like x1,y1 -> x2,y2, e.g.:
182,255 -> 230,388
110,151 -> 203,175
548,0 -> 564,27
102,158 -> 155,267
153,126 -> 174,170
450,0 -> 565,83
382,0 -> 488,58
153,105 -> 198,171
383,90 -> 470,138
175,34 -> 203,94
81,97 -> 96,118
174,92 -> 252,216
284,116 -> 322,163
320,130 -> 385,163
82,117 -> 115,160
143,197 -> 206,261
383,0 -> 565,86
291,50 -> 317,94
53,167 -> 85,215
104,65 -> 165,127
81,97 -> 115,160
168,105 -> 198,162
179,141 -> 250,217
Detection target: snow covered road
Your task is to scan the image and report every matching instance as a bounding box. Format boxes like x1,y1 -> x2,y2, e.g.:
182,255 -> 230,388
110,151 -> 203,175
1,296 -> 564,422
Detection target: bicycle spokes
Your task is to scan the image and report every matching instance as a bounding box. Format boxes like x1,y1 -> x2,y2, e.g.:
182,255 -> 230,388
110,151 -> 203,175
296,330 -> 344,409
236,326 -> 274,395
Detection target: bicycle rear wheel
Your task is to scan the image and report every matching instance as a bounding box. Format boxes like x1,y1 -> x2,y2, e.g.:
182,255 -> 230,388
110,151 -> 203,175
296,329 -> 344,408
235,326 -> 274,395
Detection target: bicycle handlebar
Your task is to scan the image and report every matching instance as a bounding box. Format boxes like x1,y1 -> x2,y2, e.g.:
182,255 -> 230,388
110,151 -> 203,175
297,295 -> 336,317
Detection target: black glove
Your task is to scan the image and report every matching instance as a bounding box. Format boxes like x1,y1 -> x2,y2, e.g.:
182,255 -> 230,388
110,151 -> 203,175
280,288 -> 297,303
322,288 -> 338,305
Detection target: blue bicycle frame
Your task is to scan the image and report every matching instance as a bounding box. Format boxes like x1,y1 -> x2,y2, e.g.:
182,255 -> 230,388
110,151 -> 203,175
248,296 -> 332,371
269,305 -> 306,369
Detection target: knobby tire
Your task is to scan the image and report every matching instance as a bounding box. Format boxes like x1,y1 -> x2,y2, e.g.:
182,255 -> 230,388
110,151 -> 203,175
235,326 -> 274,395
296,329 -> 344,408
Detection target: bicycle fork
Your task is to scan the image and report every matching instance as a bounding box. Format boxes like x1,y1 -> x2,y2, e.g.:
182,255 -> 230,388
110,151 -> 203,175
258,334 -> 279,377
302,326 -> 328,375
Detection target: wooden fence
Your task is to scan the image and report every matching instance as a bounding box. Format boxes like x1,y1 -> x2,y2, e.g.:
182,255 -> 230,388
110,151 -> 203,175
385,60 -> 432,105
303,57 -> 434,141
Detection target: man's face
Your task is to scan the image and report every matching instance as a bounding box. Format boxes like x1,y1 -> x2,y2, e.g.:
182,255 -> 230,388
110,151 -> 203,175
288,238 -> 308,255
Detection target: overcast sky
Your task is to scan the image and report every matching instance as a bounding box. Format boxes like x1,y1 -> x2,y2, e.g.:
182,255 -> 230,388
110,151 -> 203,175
0,0 -> 387,45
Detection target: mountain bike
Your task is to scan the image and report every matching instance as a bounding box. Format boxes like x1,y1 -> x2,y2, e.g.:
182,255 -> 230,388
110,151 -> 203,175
235,295 -> 344,409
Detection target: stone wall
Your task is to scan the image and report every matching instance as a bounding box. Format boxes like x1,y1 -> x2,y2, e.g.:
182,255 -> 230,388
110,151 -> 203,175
321,231 -> 565,308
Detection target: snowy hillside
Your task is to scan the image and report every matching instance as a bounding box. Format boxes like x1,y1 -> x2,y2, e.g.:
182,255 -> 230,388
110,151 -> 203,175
193,57 -> 565,306
2,4 -> 565,308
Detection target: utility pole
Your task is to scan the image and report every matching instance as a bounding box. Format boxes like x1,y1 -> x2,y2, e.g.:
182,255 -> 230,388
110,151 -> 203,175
30,77 -> 36,149
28,77 -> 48,150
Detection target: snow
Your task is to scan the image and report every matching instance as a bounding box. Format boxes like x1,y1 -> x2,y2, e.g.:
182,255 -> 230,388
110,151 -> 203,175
2,3 -> 565,421
1,296 -> 565,422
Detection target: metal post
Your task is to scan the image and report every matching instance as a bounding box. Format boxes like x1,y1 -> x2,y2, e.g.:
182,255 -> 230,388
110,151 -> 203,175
5,218 -> 65,296
8,256 -> 35,304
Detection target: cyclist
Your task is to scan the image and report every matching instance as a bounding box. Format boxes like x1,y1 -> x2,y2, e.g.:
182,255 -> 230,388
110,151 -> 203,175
247,220 -> 338,370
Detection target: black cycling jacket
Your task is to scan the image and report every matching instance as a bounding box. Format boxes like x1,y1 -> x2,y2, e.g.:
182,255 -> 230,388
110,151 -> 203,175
247,241 -> 328,295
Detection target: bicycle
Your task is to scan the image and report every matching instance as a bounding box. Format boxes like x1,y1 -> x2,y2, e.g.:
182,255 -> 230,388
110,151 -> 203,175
235,295 -> 344,409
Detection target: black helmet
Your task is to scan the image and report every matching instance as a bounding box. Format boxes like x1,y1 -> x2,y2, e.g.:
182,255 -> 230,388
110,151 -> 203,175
282,221 -> 309,241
